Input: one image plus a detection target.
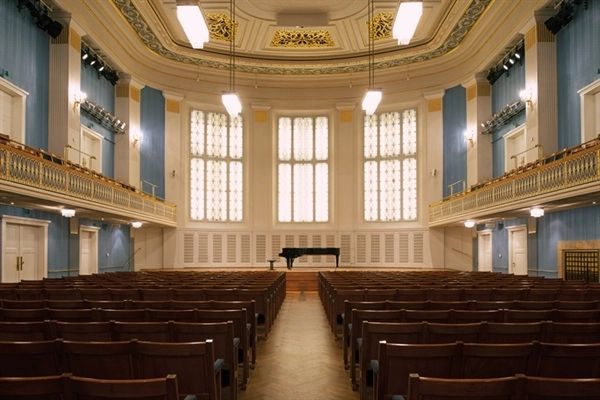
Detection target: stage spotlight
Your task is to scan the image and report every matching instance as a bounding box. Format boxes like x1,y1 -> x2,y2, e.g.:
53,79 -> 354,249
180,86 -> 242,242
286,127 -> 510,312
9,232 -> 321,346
503,64 -> 509,71
82,53 -> 89,60
509,58 -> 515,64
98,65 -> 105,72
514,52 -> 521,60
45,20 -> 63,38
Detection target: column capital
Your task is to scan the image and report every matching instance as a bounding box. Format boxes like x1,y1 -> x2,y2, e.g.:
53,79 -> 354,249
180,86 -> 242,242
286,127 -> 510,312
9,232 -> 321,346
335,102 -> 356,111
423,91 -> 444,101
163,91 -> 185,102
251,103 -> 271,111
462,73 -> 489,89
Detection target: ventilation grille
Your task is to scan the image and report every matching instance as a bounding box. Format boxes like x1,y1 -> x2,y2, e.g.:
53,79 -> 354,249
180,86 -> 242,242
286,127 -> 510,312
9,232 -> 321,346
255,234 -> 266,263
198,234 -> 209,263
371,234 -> 380,263
385,234 -> 395,263
413,232 -> 424,263
227,234 -> 237,263
285,235 -> 295,247
183,233 -> 194,264
298,235 -> 308,263
212,234 -> 222,263
271,235 -> 281,259
312,235 -> 322,263
341,234 -> 351,264
398,233 -> 409,263
356,234 -> 367,264
241,235 -> 251,263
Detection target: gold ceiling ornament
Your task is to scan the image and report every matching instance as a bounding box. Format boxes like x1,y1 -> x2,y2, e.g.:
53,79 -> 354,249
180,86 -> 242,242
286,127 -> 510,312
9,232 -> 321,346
369,12 -> 393,40
270,30 -> 334,48
207,13 -> 238,42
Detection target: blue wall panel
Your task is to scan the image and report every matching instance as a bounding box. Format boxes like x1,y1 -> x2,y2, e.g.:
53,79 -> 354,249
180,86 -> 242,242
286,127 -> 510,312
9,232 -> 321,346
491,112 -> 526,177
490,56 -> 526,177
80,64 -> 116,178
491,60 -> 525,113
442,86 -> 467,197
0,0 -> 49,149
556,0 -> 600,149
140,87 -> 165,199
537,206 -> 600,277
0,205 -> 132,279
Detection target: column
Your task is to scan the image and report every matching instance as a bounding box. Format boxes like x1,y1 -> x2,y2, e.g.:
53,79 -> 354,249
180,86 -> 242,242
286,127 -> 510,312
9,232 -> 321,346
335,102 -> 357,230
48,15 -> 85,159
523,11 -> 558,161
250,103 -> 271,231
423,92 -> 445,268
464,75 -> 492,186
114,77 -> 144,188
162,91 -> 184,269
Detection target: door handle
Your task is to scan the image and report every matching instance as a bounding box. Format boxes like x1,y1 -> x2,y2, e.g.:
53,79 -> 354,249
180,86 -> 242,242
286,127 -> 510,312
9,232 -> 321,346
16,256 -> 20,271
19,256 -> 24,271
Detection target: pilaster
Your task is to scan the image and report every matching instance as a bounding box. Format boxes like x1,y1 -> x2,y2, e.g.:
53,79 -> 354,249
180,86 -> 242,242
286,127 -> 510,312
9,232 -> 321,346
463,75 -> 492,186
48,15 -> 84,160
335,102 -> 357,230
250,103 -> 272,231
114,77 -> 144,187
523,11 -> 558,161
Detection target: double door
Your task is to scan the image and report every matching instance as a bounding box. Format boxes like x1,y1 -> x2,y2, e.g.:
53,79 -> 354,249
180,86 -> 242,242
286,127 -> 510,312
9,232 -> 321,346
3,223 -> 41,282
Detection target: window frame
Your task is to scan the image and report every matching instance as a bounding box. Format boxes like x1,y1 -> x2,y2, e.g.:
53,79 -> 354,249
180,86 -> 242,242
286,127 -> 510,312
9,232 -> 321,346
189,109 -> 244,223
276,115 -> 330,224
362,108 -> 418,223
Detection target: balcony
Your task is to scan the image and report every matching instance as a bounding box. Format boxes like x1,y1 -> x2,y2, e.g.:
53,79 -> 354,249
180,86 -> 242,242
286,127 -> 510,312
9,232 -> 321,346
0,139 -> 176,227
429,137 -> 600,227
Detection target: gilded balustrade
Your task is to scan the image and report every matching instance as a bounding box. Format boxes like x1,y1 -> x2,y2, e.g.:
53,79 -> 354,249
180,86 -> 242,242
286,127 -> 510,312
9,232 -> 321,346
0,142 -> 176,225
429,142 -> 600,224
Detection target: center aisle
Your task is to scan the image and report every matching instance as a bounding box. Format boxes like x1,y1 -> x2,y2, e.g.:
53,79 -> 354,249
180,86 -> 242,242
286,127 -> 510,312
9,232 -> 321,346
239,291 -> 359,400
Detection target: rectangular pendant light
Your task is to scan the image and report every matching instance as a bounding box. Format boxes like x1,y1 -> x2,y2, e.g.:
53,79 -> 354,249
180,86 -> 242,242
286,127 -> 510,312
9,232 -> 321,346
176,5 -> 209,49
392,1 -> 423,45
362,90 -> 382,115
222,92 -> 242,117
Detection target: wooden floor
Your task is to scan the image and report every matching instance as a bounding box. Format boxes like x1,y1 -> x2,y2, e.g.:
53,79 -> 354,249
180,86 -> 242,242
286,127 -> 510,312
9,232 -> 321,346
239,291 -> 359,400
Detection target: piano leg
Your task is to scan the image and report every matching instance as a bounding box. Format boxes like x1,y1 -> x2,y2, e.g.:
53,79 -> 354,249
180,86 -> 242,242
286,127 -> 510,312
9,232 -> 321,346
287,257 -> 293,270
335,255 -> 339,268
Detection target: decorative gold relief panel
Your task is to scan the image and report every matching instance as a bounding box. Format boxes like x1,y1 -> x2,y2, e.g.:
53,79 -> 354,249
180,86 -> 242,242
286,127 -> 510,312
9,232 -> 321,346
271,30 -> 334,48
207,13 -> 238,41
370,12 -> 393,40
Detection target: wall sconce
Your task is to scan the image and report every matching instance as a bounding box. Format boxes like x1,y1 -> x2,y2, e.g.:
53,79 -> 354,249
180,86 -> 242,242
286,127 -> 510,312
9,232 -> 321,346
464,220 -> 476,228
73,92 -> 87,111
530,207 -> 544,218
519,89 -> 533,109
131,221 -> 143,229
464,129 -> 475,147
131,130 -> 143,148
61,208 -> 76,218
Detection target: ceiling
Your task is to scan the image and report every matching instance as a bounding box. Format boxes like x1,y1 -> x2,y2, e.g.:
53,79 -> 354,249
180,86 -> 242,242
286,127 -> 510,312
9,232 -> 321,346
105,0 -> 495,76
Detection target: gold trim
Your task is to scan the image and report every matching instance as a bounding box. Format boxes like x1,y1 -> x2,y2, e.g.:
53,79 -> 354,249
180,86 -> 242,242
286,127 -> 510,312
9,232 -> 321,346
116,85 -> 129,98
477,82 -> 491,97
131,87 -> 140,102
370,12 -> 393,40
525,26 -> 536,50
254,110 -> 267,123
427,98 -> 442,112
340,110 -> 353,123
166,99 -> 180,113
70,28 -> 81,51
271,30 -> 335,48
467,85 -> 476,101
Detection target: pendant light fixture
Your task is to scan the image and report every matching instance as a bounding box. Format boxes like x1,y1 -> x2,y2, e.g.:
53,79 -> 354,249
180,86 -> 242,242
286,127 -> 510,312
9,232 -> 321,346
222,0 -> 242,117
362,0 -> 382,115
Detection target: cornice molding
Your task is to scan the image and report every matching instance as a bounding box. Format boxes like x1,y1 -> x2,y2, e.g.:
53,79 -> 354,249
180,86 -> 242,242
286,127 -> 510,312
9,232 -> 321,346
111,0 -> 492,76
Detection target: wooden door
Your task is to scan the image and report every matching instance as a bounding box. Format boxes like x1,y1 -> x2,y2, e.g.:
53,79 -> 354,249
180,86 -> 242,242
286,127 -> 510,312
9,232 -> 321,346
19,225 -> 40,281
509,228 -> 528,275
478,232 -> 492,272
3,223 -> 20,283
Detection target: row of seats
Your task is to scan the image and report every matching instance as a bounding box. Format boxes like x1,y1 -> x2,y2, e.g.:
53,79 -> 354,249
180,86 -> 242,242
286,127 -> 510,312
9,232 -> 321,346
405,373 -> 600,400
357,321 -> 600,399
0,373 -> 180,400
0,320 -> 239,398
375,341 -> 600,400
0,339 -> 219,400
325,287 -> 600,334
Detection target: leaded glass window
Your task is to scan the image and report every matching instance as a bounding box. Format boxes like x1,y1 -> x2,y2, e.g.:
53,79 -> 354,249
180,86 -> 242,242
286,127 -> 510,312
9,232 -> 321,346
278,116 -> 329,222
190,110 -> 243,221
364,109 -> 417,221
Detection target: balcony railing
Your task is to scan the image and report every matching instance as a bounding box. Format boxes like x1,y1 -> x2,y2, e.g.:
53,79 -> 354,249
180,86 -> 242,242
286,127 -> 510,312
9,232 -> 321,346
429,138 -> 600,226
0,140 -> 176,226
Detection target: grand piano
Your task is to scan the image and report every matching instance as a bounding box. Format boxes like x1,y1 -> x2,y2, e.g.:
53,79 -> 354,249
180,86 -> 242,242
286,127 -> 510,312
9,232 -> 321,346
278,247 -> 340,269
